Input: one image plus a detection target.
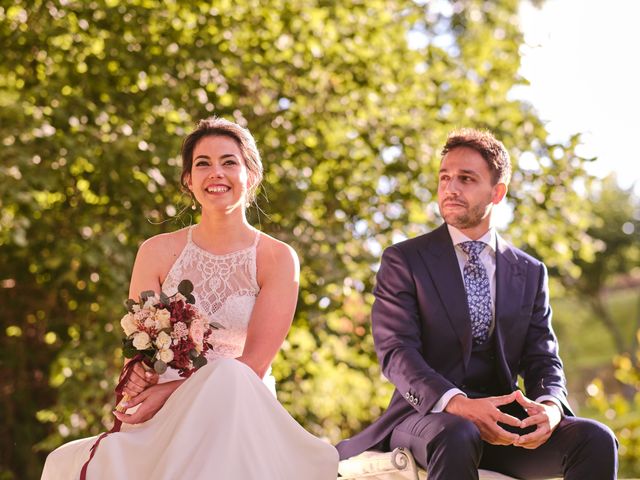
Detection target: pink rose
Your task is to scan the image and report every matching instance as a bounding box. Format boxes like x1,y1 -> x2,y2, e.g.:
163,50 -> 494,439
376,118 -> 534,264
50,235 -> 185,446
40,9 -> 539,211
134,309 -> 151,327
189,318 -> 205,352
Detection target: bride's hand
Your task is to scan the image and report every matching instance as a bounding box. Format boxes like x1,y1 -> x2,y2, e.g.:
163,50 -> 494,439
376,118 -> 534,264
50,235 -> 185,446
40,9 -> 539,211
113,381 -> 181,424
122,361 -> 159,397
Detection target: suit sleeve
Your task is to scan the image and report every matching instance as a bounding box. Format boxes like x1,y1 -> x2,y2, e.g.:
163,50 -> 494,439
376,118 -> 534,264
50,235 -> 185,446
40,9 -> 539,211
520,262 -> 573,415
372,245 -> 458,415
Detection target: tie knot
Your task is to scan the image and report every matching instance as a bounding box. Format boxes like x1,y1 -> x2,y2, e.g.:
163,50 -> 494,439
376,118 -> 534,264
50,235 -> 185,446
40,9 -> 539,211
459,241 -> 486,258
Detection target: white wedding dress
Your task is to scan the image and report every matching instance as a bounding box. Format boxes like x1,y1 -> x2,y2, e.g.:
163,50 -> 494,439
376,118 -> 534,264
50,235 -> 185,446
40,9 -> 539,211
41,227 -> 339,479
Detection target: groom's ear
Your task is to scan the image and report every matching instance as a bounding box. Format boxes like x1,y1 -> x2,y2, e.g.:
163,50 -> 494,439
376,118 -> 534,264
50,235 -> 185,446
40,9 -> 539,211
491,182 -> 508,204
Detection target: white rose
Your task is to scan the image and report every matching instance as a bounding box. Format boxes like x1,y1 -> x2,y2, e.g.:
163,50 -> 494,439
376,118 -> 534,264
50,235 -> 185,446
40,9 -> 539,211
155,331 -> 171,350
132,331 -> 151,350
120,313 -> 137,336
155,308 -> 171,329
158,348 -> 174,363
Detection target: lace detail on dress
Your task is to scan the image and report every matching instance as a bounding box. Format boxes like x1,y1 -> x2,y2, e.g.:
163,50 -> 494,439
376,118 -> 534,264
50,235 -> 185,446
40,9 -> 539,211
162,226 -> 260,364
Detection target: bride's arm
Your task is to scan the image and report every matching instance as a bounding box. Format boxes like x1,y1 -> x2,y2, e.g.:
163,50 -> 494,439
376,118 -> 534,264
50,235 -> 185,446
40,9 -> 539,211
121,234 -> 191,397
237,237 -> 300,378
114,234 -> 190,424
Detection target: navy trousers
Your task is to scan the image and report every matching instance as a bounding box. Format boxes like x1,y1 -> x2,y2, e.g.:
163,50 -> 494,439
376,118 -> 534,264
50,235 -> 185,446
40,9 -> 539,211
389,410 -> 618,479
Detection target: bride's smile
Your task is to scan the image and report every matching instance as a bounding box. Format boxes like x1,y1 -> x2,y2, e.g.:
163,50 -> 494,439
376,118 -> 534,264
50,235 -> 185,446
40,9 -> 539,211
188,135 -> 250,212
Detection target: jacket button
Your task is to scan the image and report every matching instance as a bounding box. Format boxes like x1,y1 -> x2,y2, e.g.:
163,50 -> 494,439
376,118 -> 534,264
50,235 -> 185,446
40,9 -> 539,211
405,392 -> 410,399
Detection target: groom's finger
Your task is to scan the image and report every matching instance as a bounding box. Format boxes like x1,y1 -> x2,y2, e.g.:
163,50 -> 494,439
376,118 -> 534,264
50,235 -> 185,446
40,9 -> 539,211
513,390 -> 537,409
496,411 -> 522,428
486,424 -> 520,445
515,424 -> 549,449
520,412 -> 545,429
489,391 -> 518,406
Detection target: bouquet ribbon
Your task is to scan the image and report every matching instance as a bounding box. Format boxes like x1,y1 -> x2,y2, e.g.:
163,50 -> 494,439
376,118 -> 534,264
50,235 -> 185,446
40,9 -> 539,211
79,354 -> 146,480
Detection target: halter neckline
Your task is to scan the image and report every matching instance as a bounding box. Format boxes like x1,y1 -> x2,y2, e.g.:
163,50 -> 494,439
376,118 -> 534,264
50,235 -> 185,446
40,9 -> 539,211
187,225 -> 260,258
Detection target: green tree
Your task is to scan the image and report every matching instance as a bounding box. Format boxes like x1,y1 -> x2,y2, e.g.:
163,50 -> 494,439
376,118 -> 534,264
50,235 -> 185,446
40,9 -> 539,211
559,175 -> 640,360
565,177 -> 640,476
587,337 -> 640,477
1,1 -> 602,478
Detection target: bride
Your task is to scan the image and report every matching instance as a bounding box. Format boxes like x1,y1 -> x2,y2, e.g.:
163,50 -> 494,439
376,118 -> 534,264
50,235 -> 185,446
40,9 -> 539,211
41,117 -> 339,479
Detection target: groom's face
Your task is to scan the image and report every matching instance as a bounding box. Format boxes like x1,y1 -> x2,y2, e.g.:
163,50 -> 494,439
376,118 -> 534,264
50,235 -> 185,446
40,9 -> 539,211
437,146 -> 506,236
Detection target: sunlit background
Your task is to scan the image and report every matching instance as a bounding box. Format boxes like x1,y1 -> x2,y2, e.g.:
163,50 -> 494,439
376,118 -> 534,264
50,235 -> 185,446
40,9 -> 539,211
1,1 -> 639,478
517,0 -> 640,193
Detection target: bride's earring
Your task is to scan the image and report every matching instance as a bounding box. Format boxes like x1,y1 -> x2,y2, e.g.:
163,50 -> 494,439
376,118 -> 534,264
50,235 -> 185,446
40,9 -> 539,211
191,193 -> 197,210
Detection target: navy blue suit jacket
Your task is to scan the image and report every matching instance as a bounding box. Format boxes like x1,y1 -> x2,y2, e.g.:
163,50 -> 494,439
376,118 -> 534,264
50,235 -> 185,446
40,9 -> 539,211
337,224 -> 572,460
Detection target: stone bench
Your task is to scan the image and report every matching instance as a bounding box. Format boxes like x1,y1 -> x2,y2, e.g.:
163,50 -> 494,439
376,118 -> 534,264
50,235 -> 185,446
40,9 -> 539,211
338,448 -> 561,479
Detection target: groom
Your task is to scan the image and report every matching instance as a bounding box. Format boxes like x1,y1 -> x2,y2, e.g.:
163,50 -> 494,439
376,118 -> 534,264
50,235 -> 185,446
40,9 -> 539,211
337,129 -> 618,479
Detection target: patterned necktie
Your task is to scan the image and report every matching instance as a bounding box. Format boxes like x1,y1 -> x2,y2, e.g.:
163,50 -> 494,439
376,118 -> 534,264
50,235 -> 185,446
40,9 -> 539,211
459,241 -> 492,344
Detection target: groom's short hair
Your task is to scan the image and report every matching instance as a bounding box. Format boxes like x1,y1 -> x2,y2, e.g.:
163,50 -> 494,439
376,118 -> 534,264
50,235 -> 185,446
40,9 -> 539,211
441,128 -> 511,186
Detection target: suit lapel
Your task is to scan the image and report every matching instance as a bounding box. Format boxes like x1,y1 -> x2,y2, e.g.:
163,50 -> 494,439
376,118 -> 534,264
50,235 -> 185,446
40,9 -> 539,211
417,225 -> 473,367
494,235 -> 526,331
494,235 -> 526,383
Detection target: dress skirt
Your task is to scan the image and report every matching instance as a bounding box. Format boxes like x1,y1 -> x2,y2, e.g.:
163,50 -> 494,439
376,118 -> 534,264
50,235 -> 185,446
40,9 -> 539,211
41,358 -> 338,479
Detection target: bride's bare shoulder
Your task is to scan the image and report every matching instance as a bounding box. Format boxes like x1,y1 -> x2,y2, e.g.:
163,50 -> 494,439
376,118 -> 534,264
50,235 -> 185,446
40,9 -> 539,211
136,227 -> 191,266
255,231 -> 299,270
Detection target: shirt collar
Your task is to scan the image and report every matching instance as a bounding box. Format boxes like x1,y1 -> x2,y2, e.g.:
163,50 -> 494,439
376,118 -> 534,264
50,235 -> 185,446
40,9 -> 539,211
447,224 -> 497,253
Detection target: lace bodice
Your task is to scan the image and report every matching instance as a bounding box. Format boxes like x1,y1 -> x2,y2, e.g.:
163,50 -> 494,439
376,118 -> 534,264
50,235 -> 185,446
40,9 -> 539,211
162,226 -> 260,363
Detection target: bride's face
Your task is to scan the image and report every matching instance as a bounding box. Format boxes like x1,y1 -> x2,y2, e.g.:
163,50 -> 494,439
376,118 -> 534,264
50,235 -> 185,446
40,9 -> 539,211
187,135 -> 250,213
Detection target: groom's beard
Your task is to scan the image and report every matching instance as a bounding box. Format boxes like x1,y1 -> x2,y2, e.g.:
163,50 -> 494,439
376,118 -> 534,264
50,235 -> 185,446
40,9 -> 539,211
440,197 -> 492,230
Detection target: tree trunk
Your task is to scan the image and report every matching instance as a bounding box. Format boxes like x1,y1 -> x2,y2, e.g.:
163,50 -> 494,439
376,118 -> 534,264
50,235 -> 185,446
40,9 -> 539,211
588,293 -> 627,356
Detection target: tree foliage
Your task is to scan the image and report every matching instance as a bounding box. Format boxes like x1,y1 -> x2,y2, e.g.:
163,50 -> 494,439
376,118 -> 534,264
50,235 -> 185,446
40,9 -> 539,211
564,177 -> 640,476
587,335 -> 640,477
0,0 -> 604,477
559,175 -> 640,359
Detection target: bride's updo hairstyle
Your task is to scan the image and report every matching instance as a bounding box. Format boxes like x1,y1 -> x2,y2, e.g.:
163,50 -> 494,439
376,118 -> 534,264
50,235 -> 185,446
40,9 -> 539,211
180,117 -> 264,205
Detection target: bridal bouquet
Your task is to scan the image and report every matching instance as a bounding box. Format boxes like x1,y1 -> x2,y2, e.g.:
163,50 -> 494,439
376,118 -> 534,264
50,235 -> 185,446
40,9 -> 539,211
116,279 -> 221,411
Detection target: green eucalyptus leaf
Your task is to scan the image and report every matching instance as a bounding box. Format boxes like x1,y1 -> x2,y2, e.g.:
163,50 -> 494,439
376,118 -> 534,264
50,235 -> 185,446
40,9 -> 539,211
159,292 -> 171,307
209,321 -> 225,330
185,293 -> 196,304
122,339 -> 137,358
154,360 -> 168,374
140,290 -> 156,302
125,299 -> 137,313
177,279 -> 194,296
193,355 -> 208,370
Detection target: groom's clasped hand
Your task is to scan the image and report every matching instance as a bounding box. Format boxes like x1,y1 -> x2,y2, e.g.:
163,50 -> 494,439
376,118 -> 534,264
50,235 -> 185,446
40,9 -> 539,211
444,390 -> 562,448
